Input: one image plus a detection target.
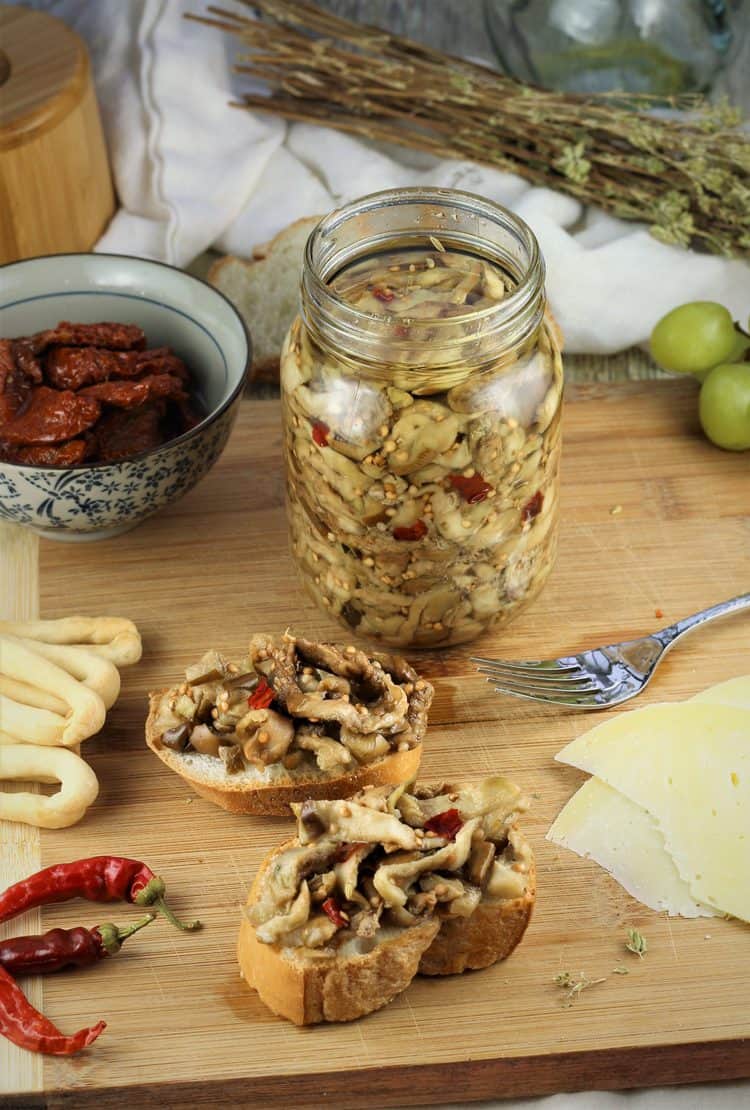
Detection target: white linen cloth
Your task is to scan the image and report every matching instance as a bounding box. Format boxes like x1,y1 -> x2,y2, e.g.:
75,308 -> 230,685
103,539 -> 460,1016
10,0 -> 750,355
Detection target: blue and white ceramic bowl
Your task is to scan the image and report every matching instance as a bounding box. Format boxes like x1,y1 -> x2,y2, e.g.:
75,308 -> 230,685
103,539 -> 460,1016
0,254 -> 250,540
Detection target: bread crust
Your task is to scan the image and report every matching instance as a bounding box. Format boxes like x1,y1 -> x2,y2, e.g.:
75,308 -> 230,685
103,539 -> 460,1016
418,858 -> 536,976
250,215 -> 322,262
207,216 -> 322,384
237,840 -> 440,1024
145,691 -> 422,816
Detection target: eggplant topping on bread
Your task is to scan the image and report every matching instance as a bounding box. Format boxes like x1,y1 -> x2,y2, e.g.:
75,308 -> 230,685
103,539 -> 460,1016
238,777 -> 535,1024
146,633 -> 433,815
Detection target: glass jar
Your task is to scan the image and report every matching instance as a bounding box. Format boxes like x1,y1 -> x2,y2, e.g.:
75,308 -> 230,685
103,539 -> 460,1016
483,0 -> 739,96
281,187 -> 563,649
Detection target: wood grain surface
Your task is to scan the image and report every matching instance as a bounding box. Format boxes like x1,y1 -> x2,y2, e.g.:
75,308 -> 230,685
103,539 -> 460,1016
0,4 -> 114,263
0,523 -> 43,1099
3,381 -> 749,1108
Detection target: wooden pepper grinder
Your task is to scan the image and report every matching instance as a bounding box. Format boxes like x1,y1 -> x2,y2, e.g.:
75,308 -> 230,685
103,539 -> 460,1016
0,3 -> 115,264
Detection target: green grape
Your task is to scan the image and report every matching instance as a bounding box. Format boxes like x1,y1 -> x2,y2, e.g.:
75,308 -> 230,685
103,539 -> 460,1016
650,302 -> 737,375
693,330 -> 750,381
727,330 -> 750,363
699,364 -> 750,451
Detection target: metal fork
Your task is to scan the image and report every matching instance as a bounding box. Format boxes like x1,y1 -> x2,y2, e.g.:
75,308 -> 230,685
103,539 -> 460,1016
471,592 -> 750,709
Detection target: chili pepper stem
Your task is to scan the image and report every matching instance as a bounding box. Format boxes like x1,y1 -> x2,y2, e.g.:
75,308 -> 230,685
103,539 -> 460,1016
133,877 -> 201,931
97,914 -> 155,957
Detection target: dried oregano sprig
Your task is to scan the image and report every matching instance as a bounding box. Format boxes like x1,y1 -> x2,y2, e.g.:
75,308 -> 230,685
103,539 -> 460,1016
187,0 -> 749,258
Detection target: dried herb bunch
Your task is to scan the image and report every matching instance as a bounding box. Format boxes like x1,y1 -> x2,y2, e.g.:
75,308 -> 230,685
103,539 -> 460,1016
188,0 -> 749,257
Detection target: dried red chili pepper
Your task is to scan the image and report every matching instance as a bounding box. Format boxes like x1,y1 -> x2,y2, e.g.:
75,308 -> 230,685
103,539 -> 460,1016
371,286 -> 395,303
0,858 -> 200,932
0,915 -> 154,977
449,473 -> 493,504
521,490 -> 544,523
248,677 -> 275,710
321,897 -> 348,929
424,808 -> 463,840
0,966 -> 105,1056
311,419 -> 330,447
393,519 -> 428,542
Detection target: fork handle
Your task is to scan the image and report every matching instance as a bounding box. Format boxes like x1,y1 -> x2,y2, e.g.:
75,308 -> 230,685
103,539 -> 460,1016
657,592 -> 750,647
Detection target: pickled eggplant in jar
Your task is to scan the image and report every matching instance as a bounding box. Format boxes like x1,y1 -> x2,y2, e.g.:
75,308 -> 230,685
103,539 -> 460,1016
281,189 -> 563,649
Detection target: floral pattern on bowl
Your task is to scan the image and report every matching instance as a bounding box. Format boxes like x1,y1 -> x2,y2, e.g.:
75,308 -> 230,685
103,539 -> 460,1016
0,403 -> 237,540
0,253 -> 250,541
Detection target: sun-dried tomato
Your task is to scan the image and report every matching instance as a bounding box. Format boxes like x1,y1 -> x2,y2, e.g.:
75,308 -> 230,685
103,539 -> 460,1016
79,374 -> 185,410
46,347 -> 189,391
37,322 -> 146,353
14,440 -> 88,466
521,490 -> 544,523
449,473 -> 493,504
371,286 -> 395,303
11,340 -> 43,384
94,404 -> 165,462
248,678 -> 274,710
0,341 -> 32,423
0,387 -> 100,445
321,897 -> 348,929
311,420 -> 330,447
393,519 -> 428,541
1,322 -> 199,466
423,808 -> 463,840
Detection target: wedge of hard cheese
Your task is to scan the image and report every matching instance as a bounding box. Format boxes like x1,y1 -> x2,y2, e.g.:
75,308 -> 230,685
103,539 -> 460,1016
549,684 -> 750,922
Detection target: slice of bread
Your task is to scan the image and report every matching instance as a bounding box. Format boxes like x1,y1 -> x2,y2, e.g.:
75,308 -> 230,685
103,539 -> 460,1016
144,634 -> 432,816
208,216 -> 321,382
145,694 -> 422,816
238,779 -> 535,1023
417,856 -> 536,976
237,840 -> 440,1023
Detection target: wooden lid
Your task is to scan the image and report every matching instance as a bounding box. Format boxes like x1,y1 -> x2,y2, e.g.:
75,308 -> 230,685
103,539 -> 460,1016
0,4 -> 89,149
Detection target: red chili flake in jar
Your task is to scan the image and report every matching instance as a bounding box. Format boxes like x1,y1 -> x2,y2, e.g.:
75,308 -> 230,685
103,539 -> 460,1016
371,286 -> 395,303
311,420 -> 330,447
449,473 -> 493,504
424,808 -> 463,840
655,608 -> 664,620
321,897 -> 348,929
392,519 -> 428,542
521,490 -> 544,523
248,678 -> 274,709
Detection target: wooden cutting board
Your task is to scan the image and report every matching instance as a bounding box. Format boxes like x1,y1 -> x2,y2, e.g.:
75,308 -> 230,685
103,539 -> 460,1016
2,380 -> 749,1108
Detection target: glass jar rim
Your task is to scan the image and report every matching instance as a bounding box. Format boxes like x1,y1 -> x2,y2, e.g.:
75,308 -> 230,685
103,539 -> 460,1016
301,186 -> 546,370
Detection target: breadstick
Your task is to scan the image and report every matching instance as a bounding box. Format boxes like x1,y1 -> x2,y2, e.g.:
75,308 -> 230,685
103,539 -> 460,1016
0,696 -> 66,745
0,674 -> 68,716
0,636 -> 105,746
0,744 -> 99,828
12,638 -> 121,709
0,617 -> 142,666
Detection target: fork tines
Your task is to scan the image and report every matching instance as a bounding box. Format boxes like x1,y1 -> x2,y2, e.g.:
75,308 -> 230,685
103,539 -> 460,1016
470,656 -> 603,704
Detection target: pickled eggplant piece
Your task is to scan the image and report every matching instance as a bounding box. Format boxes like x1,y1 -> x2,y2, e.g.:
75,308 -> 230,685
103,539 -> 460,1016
282,244 -> 563,648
